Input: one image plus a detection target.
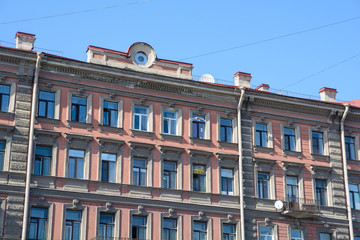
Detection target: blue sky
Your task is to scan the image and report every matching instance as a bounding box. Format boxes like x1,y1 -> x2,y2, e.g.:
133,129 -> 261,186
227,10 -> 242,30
1,0 -> 359,101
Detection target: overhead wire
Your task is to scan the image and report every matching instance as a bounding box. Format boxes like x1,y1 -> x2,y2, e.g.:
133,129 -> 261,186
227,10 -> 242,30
281,53 -> 360,90
179,16 -> 360,61
0,0 -> 151,25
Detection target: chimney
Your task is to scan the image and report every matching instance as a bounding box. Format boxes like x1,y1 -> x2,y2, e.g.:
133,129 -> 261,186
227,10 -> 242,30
234,72 -> 252,88
15,32 -> 36,51
255,84 -> 270,92
319,87 -> 337,102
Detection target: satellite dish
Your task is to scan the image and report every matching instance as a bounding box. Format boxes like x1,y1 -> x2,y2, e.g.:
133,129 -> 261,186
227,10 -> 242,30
199,74 -> 215,83
274,200 -> 284,210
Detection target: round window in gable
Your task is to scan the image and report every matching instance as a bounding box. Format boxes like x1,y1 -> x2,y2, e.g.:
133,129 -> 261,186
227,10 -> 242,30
135,52 -> 148,65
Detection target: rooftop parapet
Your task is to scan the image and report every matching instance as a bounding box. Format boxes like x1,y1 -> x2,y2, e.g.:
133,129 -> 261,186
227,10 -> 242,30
87,42 -> 193,80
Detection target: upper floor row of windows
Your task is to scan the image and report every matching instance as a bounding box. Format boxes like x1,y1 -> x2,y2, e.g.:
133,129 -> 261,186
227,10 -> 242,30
254,120 -> 360,160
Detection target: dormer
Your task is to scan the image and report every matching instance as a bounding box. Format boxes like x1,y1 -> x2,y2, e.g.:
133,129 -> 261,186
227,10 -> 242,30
87,42 -> 193,80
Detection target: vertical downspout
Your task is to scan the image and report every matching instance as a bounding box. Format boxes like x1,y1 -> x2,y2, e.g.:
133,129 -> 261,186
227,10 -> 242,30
21,52 -> 43,240
237,87 -> 246,240
340,104 -> 353,240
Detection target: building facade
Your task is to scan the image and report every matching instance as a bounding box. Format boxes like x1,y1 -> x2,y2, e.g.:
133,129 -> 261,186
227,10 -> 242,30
0,32 -> 359,239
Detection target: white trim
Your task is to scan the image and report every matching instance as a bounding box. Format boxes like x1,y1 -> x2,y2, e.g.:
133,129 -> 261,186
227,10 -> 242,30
61,203 -> 88,240
67,90 -> 93,124
189,109 -> 210,140
160,105 -> 183,136
217,113 -> 238,143
99,95 -> 123,128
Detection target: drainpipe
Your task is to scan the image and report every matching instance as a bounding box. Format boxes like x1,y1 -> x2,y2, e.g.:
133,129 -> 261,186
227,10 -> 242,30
237,87 -> 246,240
340,104 -> 353,240
21,52 -> 43,240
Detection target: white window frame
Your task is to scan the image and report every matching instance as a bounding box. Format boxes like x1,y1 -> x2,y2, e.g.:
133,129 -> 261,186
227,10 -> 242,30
37,85 -> 61,120
252,118 -> 273,151
282,162 -> 304,201
66,90 -> 92,126
95,205 -> 120,239
29,199 -> 54,240
0,80 -> 16,114
191,214 -> 212,240
217,153 -> 239,196
311,165 -> 333,207
160,105 -> 183,137
254,158 -> 276,200
189,149 -> 212,193
0,124 -> 13,171
189,109 -> 210,142
220,215 -> 240,240
129,142 -> 154,187
288,225 -> 307,240
160,210 -> 183,240
217,113 -> 238,144
257,220 -> 278,240
34,129 -> 61,176
64,133 -> 93,180
159,145 -> 184,190
131,100 -> 154,134
345,130 -> 360,161
61,201 -> 88,240
309,126 -> 329,158
129,207 -> 152,240
99,95 -> 123,131
280,122 -> 301,155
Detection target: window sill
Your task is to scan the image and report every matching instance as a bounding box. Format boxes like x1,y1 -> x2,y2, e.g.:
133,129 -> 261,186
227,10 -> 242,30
282,150 -> 302,159
67,120 -> 92,130
0,111 -> 14,120
189,137 -> 211,145
254,146 -> 274,155
217,141 -> 237,149
36,117 -> 60,126
311,153 -> 329,161
160,133 -> 182,142
347,159 -> 360,166
130,129 -> 154,138
99,124 -> 123,135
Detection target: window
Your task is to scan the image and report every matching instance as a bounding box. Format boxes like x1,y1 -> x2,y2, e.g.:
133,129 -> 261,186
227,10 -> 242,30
194,221 -> 207,240
132,216 -> 146,240
220,118 -> 232,143
34,146 -> 52,176
258,172 -> 269,199
349,184 -> 360,209
71,96 -> 87,123
162,218 -> 177,240
256,123 -> 268,147
192,114 -> 205,139
319,233 -> 331,240
355,237 -> 360,240
163,161 -> 176,189
98,214 -> 114,239
134,106 -> 148,131
101,153 -> 116,183
38,91 -> 55,118
286,176 -> 298,202
223,224 -> 236,240
284,128 -> 296,151
28,208 -> 48,240
290,229 -> 303,240
312,131 -> 324,155
193,165 -> 206,192
315,179 -> 327,206
65,210 -> 82,240
163,110 -> 177,135
345,137 -> 356,160
68,149 -> 85,179
221,168 -> 234,195
103,101 -> 118,127
0,141 -> 5,171
0,84 -> 10,112
133,158 -> 147,186
260,226 -> 273,240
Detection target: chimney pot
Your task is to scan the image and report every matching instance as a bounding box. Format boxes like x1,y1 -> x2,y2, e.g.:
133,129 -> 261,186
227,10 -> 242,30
15,32 -> 36,51
234,71 -> 252,88
319,87 -> 337,102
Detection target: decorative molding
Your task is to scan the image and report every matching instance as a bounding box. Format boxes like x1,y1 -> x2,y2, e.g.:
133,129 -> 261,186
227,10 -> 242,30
188,149 -> 212,159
